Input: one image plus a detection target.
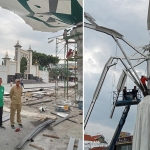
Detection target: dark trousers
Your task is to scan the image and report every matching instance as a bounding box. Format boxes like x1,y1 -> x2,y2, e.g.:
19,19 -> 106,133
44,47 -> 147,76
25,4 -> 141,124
0,106 -> 3,126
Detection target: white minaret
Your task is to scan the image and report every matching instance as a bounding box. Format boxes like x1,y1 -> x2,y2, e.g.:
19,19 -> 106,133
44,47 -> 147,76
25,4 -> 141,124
2,51 -> 11,76
27,45 -> 33,74
14,41 -> 22,73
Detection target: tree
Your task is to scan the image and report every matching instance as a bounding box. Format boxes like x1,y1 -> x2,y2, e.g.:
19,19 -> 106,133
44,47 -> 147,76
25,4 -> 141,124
20,57 -> 27,74
32,51 -> 59,67
20,51 -> 59,76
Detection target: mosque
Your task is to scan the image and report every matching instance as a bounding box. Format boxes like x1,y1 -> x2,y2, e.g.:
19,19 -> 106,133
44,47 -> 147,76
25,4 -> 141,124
0,41 -> 49,83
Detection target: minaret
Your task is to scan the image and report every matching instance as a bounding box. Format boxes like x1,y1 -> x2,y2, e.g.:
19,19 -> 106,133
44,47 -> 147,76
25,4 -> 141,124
2,52 -> 11,78
14,40 -> 22,73
27,45 -> 33,79
35,59 -> 39,77
2,51 -> 10,66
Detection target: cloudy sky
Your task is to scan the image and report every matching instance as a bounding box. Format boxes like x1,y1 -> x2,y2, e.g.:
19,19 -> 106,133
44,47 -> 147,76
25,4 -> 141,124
0,7 -> 64,63
84,0 -> 149,143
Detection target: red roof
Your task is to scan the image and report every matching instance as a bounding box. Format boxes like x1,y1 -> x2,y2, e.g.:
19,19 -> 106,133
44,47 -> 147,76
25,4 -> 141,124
92,134 -> 103,140
84,134 -> 95,141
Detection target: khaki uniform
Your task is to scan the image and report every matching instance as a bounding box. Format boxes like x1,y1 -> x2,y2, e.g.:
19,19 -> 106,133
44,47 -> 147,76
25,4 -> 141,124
10,86 -> 22,125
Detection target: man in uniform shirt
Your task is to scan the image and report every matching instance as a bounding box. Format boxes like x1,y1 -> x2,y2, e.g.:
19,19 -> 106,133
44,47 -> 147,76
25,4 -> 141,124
0,78 -> 5,129
10,79 -> 23,129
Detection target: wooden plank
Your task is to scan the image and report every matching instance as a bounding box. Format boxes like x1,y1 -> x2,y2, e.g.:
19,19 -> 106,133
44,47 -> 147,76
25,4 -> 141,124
67,137 -> 75,150
26,100 -> 52,106
77,140 -> 83,150
29,143 -> 44,150
43,134 -> 59,139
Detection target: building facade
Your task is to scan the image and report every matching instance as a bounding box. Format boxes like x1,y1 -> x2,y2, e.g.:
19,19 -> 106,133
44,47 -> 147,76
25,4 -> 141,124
0,41 -> 49,83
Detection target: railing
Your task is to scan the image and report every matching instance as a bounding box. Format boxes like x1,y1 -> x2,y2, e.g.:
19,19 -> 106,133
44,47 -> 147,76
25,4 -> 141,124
113,89 -> 142,102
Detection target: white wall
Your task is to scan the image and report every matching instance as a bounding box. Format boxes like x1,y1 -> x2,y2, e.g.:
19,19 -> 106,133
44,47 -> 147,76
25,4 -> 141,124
0,65 -> 7,83
9,62 -> 16,75
39,70 -> 49,83
31,66 -> 37,76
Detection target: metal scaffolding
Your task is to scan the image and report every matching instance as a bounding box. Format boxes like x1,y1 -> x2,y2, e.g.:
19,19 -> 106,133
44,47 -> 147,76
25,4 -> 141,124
54,35 -> 80,101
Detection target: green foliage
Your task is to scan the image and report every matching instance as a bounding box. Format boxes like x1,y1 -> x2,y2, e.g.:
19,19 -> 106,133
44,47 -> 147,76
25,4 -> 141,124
32,51 -> 59,67
20,57 -> 27,74
20,51 -> 59,75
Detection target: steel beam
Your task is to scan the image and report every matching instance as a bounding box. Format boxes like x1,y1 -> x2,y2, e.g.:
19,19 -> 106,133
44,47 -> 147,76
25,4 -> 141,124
26,100 -> 52,106
122,38 -> 146,57
2,114 -> 10,122
84,22 -> 123,39
16,119 -> 55,149
77,139 -> 83,150
110,70 -> 127,118
50,112 -> 78,125
67,137 -> 75,150
84,57 -> 115,129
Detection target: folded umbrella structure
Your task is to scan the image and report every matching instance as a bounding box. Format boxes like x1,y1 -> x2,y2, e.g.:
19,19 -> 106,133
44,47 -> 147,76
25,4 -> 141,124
0,0 -> 83,32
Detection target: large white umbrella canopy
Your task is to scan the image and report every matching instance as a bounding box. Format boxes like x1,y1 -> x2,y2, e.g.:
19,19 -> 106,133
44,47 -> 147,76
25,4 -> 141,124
0,0 -> 83,32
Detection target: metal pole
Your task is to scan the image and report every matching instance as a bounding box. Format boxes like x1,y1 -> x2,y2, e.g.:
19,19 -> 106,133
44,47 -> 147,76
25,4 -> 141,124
55,38 -> 58,100
147,52 -> 150,92
122,38 -> 146,57
75,43 -> 77,102
66,43 -> 69,100
64,43 -> 66,99
112,35 -> 145,91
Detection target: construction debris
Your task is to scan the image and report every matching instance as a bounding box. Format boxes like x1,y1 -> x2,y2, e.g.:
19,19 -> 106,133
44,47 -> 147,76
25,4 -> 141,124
3,106 -> 56,120
51,112 -> 78,124
29,143 -> 44,150
26,99 -> 52,106
67,137 -> 75,150
66,138 -> 83,150
55,105 -> 70,112
51,114 -> 78,127
43,134 -> 59,139
77,139 -> 83,150
16,119 -> 55,149
39,106 -> 49,112
2,113 -> 10,122
2,84 -> 82,150
51,112 -> 68,118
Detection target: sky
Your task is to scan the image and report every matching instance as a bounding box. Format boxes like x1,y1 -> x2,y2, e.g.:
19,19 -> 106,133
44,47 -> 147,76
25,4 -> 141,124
0,7 -> 64,64
84,0 -> 150,143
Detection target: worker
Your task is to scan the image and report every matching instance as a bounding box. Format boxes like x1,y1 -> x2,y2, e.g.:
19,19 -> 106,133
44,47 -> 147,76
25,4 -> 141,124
140,75 -> 149,95
66,49 -> 73,58
123,87 -> 127,100
10,79 -> 23,129
132,86 -> 138,100
0,78 -> 5,129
